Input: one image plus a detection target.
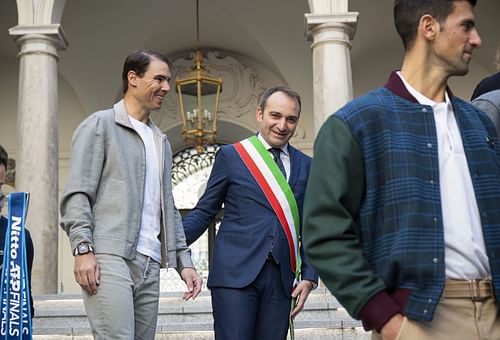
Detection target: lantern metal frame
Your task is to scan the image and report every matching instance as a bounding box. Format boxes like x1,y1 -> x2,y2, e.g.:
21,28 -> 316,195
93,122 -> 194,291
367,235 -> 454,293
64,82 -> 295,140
176,0 -> 223,153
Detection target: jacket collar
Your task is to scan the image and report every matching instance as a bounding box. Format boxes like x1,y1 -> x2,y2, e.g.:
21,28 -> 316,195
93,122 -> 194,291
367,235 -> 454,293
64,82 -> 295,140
252,132 -> 300,187
384,70 -> 455,103
113,99 -> 133,129
113,99 -> 164,137
256,132 -> 289,156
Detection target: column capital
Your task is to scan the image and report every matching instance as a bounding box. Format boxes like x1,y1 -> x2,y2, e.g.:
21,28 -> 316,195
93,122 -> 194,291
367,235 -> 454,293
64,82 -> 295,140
305,12 -> 359,41
9,24 -> 68,51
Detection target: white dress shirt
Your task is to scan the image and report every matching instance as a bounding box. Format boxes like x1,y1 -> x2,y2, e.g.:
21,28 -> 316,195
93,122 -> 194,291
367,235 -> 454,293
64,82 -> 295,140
257,133 -> 290,181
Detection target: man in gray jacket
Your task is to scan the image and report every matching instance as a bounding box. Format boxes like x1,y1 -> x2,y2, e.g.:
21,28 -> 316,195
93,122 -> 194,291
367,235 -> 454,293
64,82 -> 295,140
60,50 -> 202,340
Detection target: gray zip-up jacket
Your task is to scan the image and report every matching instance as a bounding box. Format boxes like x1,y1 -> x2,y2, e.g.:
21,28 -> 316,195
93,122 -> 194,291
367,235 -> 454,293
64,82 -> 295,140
60,100 -> 193,271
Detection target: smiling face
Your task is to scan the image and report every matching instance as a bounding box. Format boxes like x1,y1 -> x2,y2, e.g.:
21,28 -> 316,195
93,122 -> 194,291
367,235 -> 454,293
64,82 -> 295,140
256,91 -> 300,148
432,0 -> 482,76
129,57 -> 171,113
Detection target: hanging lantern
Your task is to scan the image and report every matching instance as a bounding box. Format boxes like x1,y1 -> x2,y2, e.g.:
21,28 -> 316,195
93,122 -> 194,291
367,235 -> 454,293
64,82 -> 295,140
176,0 -> 222,153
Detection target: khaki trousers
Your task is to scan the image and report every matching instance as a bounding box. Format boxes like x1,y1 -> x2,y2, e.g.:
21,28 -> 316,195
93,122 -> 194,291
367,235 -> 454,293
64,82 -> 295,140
372,296 -> 500,340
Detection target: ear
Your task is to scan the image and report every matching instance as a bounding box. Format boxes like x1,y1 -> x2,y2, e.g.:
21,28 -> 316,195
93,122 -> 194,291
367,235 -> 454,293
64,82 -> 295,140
256,106 -> 264,122
127,70 -> 138,88
419,14 -> 438,41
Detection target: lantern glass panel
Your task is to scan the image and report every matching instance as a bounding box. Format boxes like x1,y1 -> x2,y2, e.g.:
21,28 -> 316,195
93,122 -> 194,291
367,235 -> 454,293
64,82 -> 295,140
180,90 -> 197,130
200,85 -> 218,129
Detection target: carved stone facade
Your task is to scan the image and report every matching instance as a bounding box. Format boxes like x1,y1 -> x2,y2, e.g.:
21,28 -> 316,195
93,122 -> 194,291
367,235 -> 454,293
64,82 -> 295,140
152,50 -> 270,130
151,49 -> 309,150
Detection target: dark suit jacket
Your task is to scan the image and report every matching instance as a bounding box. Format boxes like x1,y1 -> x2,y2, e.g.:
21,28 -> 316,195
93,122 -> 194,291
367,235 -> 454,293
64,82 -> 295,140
471,72 -> 500,100
183,143 -> 317,296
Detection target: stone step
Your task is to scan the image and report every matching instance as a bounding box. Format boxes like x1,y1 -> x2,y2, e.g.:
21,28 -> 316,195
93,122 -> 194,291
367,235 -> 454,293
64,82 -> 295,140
33,327 -> 371,340
31,288 -> 370,339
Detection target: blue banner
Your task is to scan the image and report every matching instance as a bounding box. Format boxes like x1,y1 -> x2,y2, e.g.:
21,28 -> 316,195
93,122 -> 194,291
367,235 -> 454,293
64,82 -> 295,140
0,192 -> 32,339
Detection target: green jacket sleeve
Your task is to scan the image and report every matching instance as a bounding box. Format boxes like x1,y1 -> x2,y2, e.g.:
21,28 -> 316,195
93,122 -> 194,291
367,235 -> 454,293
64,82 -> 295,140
302,115 -> 398,326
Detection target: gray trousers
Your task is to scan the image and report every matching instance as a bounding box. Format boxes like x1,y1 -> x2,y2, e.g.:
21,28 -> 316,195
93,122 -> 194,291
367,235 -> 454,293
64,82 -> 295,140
82,253 -> 160,340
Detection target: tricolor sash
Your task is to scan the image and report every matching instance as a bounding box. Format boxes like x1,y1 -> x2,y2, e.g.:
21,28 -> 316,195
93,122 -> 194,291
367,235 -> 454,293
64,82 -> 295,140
233,136 -> 302,278
0,192 -> 32,340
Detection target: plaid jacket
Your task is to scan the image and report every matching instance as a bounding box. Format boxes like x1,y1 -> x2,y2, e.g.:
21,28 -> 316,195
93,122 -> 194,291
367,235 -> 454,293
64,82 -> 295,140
303,72 -> 500,331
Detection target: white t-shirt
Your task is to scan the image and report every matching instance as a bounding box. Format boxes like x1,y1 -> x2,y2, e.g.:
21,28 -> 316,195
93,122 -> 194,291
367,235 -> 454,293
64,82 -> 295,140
129,116 -> 161,263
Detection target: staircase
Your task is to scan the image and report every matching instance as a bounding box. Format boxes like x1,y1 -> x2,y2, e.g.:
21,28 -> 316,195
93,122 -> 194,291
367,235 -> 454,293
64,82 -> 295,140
32,288 -> 371,339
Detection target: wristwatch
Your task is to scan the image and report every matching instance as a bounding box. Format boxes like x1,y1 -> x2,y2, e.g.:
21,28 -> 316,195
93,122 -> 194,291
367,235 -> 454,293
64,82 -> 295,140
73,242 -> 94,256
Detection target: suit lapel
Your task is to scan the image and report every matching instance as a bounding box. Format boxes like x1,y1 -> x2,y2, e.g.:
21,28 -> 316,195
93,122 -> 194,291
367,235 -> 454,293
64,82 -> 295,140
288,145 -> 300,190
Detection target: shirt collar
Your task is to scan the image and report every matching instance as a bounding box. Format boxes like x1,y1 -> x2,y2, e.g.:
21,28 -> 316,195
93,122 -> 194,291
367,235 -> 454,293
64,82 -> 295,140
385,70 -> 455,104
257,133 -> 289,156
396,71 -> 451,108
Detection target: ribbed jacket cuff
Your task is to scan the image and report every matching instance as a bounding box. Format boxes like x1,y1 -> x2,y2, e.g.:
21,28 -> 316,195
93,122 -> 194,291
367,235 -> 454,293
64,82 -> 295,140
358,291 -> 402,332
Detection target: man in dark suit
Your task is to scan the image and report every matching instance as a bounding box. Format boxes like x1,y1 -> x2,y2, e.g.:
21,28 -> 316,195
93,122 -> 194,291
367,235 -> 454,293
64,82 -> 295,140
471,46 -> 500,100
183,86 -> 317,340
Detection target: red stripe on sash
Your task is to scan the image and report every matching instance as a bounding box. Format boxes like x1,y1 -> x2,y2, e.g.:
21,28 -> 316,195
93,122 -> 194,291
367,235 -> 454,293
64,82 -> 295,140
234,143 -> 297,272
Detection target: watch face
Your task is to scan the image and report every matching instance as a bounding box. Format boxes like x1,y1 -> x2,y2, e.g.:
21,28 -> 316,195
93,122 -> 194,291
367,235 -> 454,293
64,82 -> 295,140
78,243 -> 89,254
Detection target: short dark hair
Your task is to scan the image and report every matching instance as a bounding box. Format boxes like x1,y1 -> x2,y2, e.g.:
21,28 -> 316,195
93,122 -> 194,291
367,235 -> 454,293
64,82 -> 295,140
394,0 -> 477,51
258,86 -> 302,115
122,49 -> 171,94
0,145 -> 8,169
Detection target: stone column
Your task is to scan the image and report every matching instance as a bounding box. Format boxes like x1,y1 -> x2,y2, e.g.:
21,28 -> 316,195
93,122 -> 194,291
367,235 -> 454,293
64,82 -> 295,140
9,24 -> 68,294
305,3 -> 358,134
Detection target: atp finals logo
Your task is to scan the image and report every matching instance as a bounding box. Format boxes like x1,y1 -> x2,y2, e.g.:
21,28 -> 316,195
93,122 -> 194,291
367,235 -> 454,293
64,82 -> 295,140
0,193 -> 32,339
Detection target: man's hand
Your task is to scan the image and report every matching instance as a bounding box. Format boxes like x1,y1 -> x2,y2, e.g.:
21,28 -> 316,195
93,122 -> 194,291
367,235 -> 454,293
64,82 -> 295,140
180,267 -> 202,301
290,279 -> 314,319
74,253 -> 100,295
380,314 -> 404,340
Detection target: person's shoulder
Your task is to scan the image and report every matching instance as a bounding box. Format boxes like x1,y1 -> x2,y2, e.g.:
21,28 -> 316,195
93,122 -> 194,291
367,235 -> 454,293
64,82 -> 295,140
453,95 -> 486,112
472,72 -> 500,99
74,107 -> 117,136
454,95 -> 497,128
218,144 -> 235,154
289,144 -> 311,161
77,107 -> 113,126
24,226 -> 32,236
334,87 -> 392,120
212,144 -> 238,161
474,89 -> 500,103
90,107 -> 115,121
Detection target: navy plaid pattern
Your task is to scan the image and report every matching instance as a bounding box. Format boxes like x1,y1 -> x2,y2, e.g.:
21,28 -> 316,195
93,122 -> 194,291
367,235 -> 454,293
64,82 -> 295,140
335,86 -> 500,321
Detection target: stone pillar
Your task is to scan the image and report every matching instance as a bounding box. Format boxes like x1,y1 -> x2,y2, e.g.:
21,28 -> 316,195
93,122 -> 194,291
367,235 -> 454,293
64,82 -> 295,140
9,24 -> 68,294
305,5 -> 358,134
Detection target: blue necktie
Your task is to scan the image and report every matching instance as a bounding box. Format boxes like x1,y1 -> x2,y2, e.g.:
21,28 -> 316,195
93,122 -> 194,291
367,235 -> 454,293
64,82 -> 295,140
269,148 -> 286,178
